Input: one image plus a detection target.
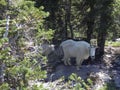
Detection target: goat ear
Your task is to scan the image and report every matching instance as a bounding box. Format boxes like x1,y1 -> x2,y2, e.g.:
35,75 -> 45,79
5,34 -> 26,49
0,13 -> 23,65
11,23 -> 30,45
50,44 -> 55,51
96,46 -> 99,49
51,44 -> 55,47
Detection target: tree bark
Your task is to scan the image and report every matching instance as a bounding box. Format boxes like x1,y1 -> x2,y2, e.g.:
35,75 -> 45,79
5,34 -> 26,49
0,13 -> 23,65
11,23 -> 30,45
68,0 -> 73,38
86,2 -> 95,43
0,0 -> 10,84
96,0 -> 113,60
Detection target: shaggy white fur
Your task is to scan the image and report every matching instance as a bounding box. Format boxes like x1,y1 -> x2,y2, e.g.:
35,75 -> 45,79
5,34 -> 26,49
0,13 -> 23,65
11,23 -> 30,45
41,43 -> 55,56
41,39 -> 96,70
60,39 -> 95,70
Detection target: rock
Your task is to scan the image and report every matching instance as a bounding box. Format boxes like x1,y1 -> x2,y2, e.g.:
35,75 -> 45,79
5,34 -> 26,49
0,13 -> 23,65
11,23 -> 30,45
90,71 -> 111,90
113,73 -> 120,87
116,38 -> 120,42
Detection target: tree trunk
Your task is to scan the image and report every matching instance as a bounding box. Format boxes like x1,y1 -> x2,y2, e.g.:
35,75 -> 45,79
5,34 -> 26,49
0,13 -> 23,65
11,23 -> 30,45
96,0 -> 113,61
86,2 -> 95,43
68,0 -> 73,38
0,0 -> 10,84
64,10 -> 68,40
86,18 -> 95,43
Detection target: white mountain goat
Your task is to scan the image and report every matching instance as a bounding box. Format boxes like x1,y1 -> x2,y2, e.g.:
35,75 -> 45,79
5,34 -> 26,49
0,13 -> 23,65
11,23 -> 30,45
41,41 -> 55,57
41,39 -> 96,70
60,39 -> 96,70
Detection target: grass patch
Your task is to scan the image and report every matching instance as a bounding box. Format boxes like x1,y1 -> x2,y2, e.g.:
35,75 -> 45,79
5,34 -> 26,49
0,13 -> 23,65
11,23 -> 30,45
105,41 -> 120,47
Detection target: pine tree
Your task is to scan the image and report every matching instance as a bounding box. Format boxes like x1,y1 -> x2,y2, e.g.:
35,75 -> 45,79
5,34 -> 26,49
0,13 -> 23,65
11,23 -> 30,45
0,0 -> 53,89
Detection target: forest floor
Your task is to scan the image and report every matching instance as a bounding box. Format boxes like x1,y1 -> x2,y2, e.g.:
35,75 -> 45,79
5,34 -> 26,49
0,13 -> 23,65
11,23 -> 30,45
30,47 -> 120,90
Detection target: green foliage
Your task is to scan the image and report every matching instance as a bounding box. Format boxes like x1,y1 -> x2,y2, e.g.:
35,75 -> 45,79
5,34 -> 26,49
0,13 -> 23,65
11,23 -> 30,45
0,37 -> 8,48
105,41 -> 120,47
0,83 -> 10,90
107,0 -> 120,40
112,0 -> 120,16
87,78 -> 93,86
0,0 -> 119,89
0,0 -> 53,89
0,0 -> 7,6
5,0 -> 54,46
99,82 -> 117,90
69,73 -> 93,90
0,26 -> 48,89
111,42 -> 120,47
30,84 -> 48,90
5,57 -> 47,88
